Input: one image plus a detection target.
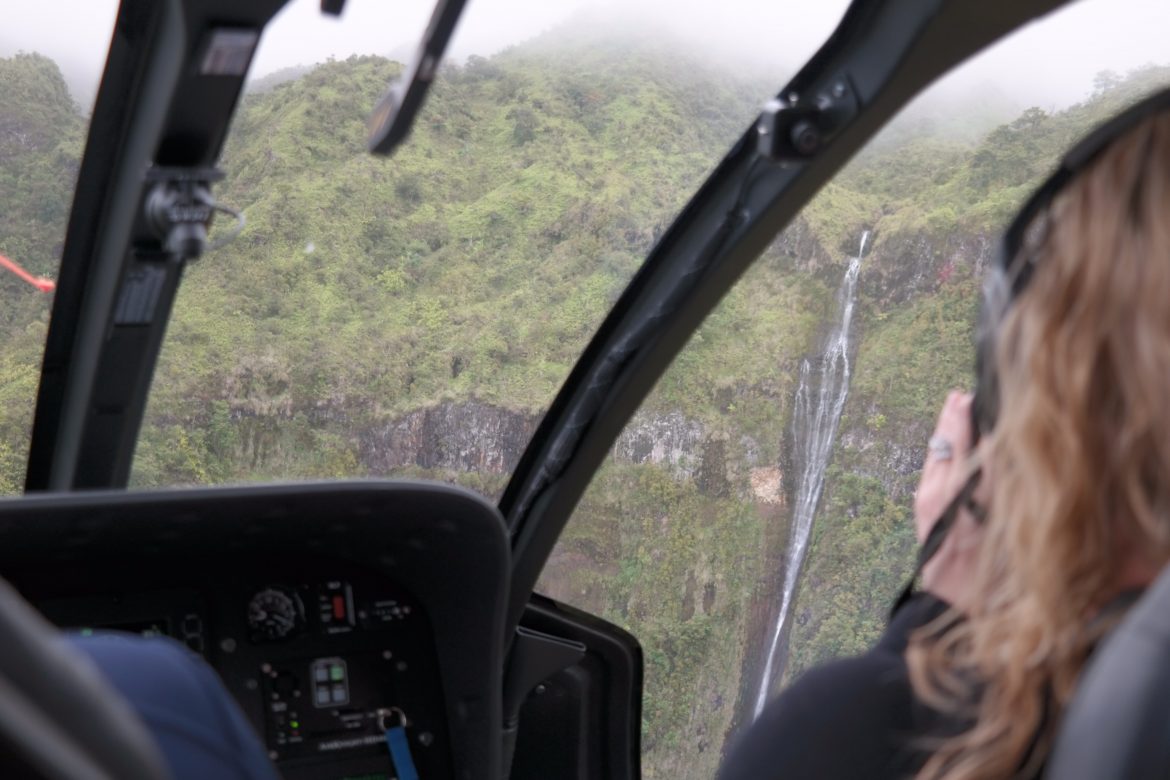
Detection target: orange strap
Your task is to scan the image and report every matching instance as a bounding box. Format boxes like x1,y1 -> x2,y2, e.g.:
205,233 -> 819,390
0,253 -> 55,292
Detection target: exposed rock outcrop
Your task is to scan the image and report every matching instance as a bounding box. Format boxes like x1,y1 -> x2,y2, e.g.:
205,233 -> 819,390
359,401 -> 541,475
614,410 -> 706,478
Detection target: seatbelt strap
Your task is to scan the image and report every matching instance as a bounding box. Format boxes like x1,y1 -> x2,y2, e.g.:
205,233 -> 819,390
379,708 -> 419,780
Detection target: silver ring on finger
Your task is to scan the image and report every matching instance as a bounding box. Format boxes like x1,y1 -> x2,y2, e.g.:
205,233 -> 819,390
927,434 -> 954,462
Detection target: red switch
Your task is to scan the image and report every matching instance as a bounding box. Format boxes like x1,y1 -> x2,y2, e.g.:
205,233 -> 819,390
332,595 -> 346,621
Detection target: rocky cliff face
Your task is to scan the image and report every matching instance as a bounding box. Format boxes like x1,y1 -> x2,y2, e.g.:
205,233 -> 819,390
355,401 -> 759,501
849,224 -> 993,496
614,412 -> 767,500
359,400 -> 541,475
614,411 -> 706,478
352,402 -> 790,530
861,228 -> 994,309
769,215 -> 833,273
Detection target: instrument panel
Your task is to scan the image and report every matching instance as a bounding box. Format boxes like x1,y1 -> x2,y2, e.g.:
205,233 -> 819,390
38,570 -> 450,777
0,481 -> 511,780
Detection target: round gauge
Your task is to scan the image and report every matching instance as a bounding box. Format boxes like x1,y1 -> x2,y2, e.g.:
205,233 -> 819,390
247,588 -> 299,641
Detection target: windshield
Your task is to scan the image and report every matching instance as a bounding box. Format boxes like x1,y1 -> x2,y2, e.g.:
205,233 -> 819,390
3,0 -> 1170,776
127,0 -> 848,490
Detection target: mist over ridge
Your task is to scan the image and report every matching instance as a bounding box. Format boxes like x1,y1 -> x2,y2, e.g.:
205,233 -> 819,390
6,0 -> 1170,119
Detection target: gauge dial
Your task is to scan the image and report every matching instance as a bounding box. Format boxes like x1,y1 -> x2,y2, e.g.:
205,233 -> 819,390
248,588 -> 299,640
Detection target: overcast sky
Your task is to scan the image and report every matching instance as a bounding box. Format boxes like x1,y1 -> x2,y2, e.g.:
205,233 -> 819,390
2,0 -> 1169,111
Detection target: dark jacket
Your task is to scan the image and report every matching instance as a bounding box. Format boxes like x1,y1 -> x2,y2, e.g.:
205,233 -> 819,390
719,593 -> 956,780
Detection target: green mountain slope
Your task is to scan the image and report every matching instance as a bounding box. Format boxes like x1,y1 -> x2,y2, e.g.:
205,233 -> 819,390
136,46 -> 780,484
0,52 -> 81,493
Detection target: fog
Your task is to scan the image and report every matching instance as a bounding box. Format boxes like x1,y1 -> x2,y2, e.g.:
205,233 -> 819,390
3,0 -> 1169,115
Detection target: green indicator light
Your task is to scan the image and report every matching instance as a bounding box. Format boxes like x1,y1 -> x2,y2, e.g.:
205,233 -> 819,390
330,666 -> 344,681
290,721 -> 299,729
80,628 -> 94,637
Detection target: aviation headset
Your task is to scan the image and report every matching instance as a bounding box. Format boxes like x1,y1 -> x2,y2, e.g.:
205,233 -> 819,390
892,85 -> 1170,617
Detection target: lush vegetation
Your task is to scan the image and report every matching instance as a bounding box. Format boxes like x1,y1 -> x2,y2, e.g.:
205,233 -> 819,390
0,52 -> 81,494
2,37 -> 1169,780
135,41 -> 795,485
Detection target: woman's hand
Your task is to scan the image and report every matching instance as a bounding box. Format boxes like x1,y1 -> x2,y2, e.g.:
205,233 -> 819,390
913,390 -> 985,608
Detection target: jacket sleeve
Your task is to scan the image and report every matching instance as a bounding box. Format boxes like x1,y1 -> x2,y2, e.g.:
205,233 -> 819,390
719,593 -> 956,780
719,651 -> 921,780
65,633 -> 280,780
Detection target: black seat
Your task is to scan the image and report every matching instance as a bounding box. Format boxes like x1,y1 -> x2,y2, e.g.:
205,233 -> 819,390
1047,564 -> 1170,779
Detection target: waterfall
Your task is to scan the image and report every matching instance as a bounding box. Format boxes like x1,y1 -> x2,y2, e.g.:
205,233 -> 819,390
752,230 -> 867,718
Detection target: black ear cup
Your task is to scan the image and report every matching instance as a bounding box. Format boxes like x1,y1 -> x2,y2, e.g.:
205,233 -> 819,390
970,263 -> 1013,443
968,86 -> 1170,445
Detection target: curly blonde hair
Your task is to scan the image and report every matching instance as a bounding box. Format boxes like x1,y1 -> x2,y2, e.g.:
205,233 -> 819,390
907,112 -> 1170,779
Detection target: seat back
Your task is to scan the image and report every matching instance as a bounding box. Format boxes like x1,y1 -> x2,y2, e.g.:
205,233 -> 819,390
1047,564 -> 1170,778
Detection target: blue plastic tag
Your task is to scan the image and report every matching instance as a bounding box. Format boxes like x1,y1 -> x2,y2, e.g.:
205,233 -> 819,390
386,725 -> 419,780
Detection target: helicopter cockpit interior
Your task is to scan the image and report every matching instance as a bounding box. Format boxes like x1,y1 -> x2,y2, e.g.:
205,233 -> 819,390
3,0 -> 1168,778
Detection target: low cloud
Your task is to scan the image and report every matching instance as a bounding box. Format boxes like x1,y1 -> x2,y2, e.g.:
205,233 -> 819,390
4,0 -> 1168,114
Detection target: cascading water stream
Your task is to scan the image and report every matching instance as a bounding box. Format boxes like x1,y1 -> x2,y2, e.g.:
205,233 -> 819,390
752,230 -> 868,718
